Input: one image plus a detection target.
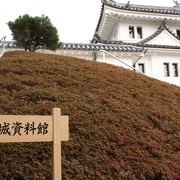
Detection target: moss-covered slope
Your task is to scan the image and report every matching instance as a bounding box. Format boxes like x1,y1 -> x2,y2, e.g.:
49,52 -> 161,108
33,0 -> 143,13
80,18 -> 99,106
0,51 -> 179,179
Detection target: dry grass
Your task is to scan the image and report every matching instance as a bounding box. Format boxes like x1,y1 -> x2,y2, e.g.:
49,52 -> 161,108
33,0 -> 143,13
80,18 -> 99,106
0,51 -> 179,179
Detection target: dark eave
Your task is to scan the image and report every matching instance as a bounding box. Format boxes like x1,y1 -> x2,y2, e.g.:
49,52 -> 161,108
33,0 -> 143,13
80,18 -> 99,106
140,44 -> 180,49
62,43 -> 143,52
3,40 -> 180,53
111,42 -> 180,50
122,41 -> 180,49
94,3 -> 105,37
102,0 -> 180,15
91,2 -> 105,43
0,40 -> 142,52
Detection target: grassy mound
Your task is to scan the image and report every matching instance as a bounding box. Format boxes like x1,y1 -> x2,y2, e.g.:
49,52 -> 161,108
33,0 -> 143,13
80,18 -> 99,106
0,51 -> 179,179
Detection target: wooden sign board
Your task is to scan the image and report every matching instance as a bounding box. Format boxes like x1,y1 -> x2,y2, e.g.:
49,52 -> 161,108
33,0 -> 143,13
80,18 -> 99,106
0,108 -> 69,180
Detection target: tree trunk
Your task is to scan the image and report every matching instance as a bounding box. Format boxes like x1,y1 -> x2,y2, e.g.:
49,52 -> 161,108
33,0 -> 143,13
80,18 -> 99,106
24,44 -> 28,51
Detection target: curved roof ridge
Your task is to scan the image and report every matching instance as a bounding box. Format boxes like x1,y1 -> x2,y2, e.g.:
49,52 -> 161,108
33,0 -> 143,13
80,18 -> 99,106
137,19 -> 180,45
163,23 -> 180,41
102,0 -> 180,15
137,20 -> 166,44
91,3 -> 105,43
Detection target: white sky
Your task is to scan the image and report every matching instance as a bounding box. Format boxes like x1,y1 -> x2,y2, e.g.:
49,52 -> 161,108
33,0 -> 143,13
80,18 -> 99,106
0,0 -> 176,43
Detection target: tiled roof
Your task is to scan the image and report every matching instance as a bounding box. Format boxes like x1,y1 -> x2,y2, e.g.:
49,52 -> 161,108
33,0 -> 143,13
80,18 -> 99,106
62,43 -> 143,52
93,2 -> 105,38
120,42 -> 180,49
3,37 -> 180,54
102,0 -> 180,15
1,40 -> 142,52
0,41 -> 17,48
92,0 -> 180,41
139,44 -> 180,49
92,19 -> 180,50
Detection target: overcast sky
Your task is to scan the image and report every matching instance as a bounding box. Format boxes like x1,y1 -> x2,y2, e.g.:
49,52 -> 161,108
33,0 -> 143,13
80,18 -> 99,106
0,0 -> 176,43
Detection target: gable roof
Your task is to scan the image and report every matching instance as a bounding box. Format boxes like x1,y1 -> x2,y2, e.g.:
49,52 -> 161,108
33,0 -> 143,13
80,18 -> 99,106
92,0 -> 180,41
92,18 -> 180,50
137,19 -> 180,45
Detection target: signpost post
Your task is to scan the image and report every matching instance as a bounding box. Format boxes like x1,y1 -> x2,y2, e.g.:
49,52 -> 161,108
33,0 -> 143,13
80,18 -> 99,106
0,108 -> 69,180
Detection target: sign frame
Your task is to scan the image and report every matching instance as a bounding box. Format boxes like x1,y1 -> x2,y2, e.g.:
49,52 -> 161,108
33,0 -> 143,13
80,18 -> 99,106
0,108 -> 69,180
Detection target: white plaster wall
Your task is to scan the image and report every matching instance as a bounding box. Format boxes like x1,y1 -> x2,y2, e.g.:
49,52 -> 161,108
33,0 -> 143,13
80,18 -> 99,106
147,31 -> 180,46
97,54 -> 133,70
109,24 -> 119,40
108,20 -> 180,42
151,55 -> 180,86
137,55 -> 152,77
50,49 -> 135,70
40,49 -> 94,61
114,19 -> 159,42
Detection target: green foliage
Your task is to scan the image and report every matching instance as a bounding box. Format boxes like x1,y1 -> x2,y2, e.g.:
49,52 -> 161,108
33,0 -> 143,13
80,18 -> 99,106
8,14 -> 59,51
0,51 -> 179,179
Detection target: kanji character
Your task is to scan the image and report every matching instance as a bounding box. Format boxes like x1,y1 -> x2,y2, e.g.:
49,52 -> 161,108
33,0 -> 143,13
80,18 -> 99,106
0,122 -> 11,135
24,122 -> 36,135
12,122 -> 23,136
37,122 -> 48,135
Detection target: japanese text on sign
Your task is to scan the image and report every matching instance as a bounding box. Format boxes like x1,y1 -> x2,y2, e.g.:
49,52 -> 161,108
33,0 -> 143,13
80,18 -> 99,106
0,122 -> 49,136
0,115 -> 53,143
0,108 -> 69,180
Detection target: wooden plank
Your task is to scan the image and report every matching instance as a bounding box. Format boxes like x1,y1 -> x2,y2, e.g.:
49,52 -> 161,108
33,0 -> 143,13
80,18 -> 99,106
0,115 -> 52,142
59,115 -> 69,141
52,108 -> 61,180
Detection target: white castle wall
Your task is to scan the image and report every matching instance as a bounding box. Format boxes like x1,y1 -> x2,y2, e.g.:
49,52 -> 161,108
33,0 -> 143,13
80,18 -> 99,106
151,54 -> 180,86
110,19 -> 159,42
110,19 -> 180,45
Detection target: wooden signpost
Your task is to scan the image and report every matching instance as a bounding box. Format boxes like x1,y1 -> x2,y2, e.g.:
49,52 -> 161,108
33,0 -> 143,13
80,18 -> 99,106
0,108 -> 69,180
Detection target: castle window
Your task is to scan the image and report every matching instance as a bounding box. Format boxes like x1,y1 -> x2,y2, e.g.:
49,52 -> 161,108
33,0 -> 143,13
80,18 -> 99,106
172,63 -> 179,77
137,27 -> 143,39
176,30 -> 180,38
164,63 -> 170,77
129,26 -> 135,38
138,63 -> 145,73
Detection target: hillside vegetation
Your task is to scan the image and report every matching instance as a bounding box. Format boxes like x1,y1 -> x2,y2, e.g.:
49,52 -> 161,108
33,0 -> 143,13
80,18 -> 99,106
0,51 -> 179,180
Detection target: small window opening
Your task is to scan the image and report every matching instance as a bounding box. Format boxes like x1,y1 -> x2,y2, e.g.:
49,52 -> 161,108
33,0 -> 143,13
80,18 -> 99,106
138,63 -> 145,73
172,63 -> 179,77
176,30 -> 180,38
137,27 -> 143,39
129,26 -> 135,38
164,63 -> 170,77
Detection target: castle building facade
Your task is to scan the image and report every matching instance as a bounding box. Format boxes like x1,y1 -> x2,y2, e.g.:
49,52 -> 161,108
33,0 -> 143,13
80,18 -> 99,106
4,0 -> 180,86
59,0 -> 180,86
